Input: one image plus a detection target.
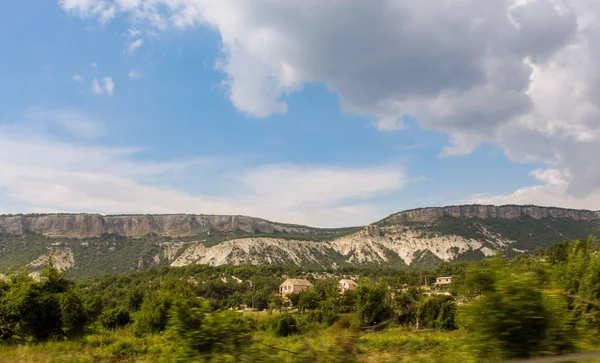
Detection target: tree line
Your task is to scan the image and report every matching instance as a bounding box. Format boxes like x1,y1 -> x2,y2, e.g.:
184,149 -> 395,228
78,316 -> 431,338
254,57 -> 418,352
0,239 -> 598,361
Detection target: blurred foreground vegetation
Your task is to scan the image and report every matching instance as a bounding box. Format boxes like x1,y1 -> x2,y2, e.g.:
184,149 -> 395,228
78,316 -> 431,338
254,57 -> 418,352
1,239 -> 600,362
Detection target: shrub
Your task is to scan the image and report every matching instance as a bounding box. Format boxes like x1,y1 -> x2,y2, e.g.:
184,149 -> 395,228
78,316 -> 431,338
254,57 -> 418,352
99,307 -> 130,330
58,291 -> 88,338
418,295 -> 457,330
261,314 -> 300,337
132,294 -> 171,336
355,281 -> 392,326
465,262 -> 577,360
169,301 -> 254,359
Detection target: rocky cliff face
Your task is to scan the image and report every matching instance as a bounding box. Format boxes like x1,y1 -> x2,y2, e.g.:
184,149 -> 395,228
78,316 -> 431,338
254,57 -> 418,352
1,205 -> 598,239
2,204 -> 599,279
0,214 -> 317,238
382,205 -> 600,224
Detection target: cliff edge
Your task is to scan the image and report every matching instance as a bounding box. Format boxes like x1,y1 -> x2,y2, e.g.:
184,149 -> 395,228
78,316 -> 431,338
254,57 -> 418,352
382,205 -> 600,224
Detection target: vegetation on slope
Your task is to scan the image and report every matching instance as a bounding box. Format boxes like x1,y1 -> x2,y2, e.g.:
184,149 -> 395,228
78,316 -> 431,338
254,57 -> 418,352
0,239 -> 600,361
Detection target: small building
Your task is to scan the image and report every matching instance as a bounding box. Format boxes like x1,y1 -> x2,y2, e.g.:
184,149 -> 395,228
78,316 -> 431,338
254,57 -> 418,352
339,279 -> 358,292
279,278 -> 313,298
434,276 -> 453,286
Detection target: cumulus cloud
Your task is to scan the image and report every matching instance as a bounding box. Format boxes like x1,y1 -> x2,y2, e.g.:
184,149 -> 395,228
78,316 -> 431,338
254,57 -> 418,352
91,78 -> 102,93
24,107 -> 105,139
103,77 -> 114,94
72,74 -> 84,82
57,0 -> 600,208
468,168 -> 600,211
0,111 -> 408,226
127,38 -> 143,53
128,70 -> 143,79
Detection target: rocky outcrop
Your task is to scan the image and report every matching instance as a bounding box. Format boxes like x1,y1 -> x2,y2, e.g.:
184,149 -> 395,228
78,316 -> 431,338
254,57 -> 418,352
0,214 -> 318,238
0,204 -> 598,239
383,205 -> 600,224
169,227 -> 503,267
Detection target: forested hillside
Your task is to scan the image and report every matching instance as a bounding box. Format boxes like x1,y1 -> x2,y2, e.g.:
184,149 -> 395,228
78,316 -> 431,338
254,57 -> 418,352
0,239 -> 599,362
1,205 -> 600,279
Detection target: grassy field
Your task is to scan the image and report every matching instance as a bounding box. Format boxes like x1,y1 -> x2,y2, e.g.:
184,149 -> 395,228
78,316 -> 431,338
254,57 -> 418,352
0,325 -> 477,363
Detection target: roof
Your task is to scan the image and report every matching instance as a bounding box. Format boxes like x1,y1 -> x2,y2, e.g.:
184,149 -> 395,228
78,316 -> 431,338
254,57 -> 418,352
436,276 -> 453,279
280,278 -> 313,287
339,279 -> 358,285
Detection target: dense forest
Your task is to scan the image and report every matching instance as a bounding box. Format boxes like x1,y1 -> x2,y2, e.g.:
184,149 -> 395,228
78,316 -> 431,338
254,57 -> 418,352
0,239 -> 599,362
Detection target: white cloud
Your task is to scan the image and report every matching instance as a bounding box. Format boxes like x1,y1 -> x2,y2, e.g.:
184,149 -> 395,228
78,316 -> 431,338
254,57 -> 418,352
468,186 -> 600,212
24,107 -> 105,139
91,78 -> 102,93
128,70 -> 143,79
59,0 -> 115,24
72,74 -> 84,82
58,0 -> 600,210
467,168 -> 600,211
127,38 -> 143,53
127,28 -> 141,37
236,164 -> 407,210
91,62 -> 97,69
0,111 -> 408,226
103,77 -> 114,94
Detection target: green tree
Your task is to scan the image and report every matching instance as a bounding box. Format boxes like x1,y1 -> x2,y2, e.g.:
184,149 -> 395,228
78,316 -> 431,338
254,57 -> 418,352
417,295 -> 457,330
99,307 -> 130,330
269,294 -> 285,313
297,289 -> 320,313
355,281 -> 392,326
393,286 -> 421,326
58,291 -> 88,338
169,300 -> 254,360
309,297 -> 340,326
465,262 -> 576,360
262,314 -> 299,337
0,265 -> 73,342
132,292 -> 172,336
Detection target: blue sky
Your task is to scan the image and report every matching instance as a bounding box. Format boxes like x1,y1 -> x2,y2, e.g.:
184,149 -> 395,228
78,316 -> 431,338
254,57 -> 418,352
0,1 -> 598,227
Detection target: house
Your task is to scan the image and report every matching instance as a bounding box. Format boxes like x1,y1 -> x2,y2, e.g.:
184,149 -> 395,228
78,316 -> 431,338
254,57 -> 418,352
434,276 -> 453,286
279,278 -> 313,298
339,279 -> 358,292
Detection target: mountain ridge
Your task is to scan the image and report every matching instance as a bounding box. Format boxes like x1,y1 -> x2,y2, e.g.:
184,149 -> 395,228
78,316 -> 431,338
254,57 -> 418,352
1,204 -> 599,278
380,204 -> 600,224
1,204 -> 599,239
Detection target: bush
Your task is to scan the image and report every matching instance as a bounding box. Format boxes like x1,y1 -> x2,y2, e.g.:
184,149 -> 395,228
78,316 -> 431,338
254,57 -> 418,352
418,295 -> 457,330
99,307 -> 130,330
169,301 -> 254,359
307,298 -> 340,326
132,294 -> 171,336
261,314 -> 300,337
0,265 -> 75,342
465,262 -> 577,361
58,291 -> 88,338
355,281 -> 392,326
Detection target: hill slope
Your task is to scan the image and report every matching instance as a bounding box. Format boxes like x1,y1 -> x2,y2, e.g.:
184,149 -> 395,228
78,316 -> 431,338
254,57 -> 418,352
0,205 -> 599,279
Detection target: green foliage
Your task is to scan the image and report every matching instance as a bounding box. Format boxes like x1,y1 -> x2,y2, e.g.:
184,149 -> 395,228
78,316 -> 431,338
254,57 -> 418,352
296,289 -> 320,313
355,280 -> 392,326
99,307 -> 130,330
429,216 -> 600,252
268,294 -> 285,313
169,301 -> 254,359
1,239 -> 600,362
131,292 -> 172,336
261,314 -> 300,337
308,297 -> 341,326
0,263 -> 85,343
393,286 -> 421,326
418,295 -> 457,330
58,291 -> 88,338
464,256 -> 577,360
